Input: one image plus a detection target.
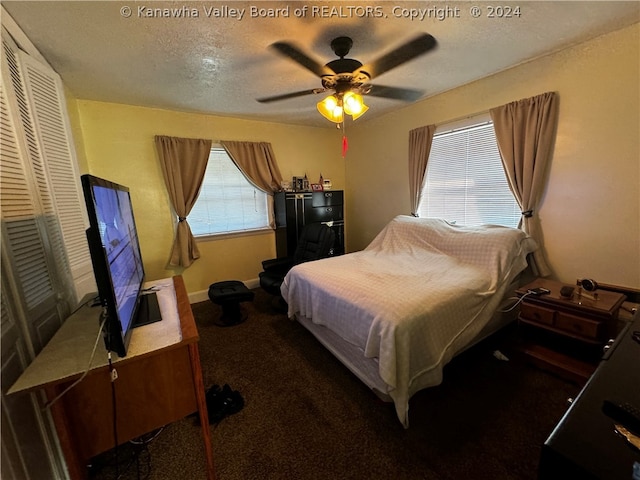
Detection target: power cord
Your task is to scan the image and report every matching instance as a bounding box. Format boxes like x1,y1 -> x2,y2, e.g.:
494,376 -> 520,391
87,339 -> 159,480
128,427 -> 165,446
87,428 -> 160,480
108,350 -> 119,480
70,293 -> 100,316
42,308 -> 108,411
499,291 -> 534,313
43,298 -> 160,480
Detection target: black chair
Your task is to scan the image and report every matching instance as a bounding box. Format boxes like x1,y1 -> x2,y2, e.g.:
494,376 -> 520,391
259,223 -> 335,297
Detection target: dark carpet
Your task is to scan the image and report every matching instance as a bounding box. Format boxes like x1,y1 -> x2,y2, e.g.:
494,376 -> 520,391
90,288 -> 580,480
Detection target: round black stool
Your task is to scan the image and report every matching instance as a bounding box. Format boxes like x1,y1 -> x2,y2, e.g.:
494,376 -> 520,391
208,281 -> 255,327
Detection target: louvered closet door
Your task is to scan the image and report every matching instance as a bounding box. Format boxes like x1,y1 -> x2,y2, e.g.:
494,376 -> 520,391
1,38 -> 68,355
0,33 -> 71,480
0,269 -> 62,480
18,50 -> 94,301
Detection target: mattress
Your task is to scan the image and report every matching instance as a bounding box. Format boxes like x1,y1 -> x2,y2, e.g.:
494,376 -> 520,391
281,216 -> 537,427
294,275 -> 525,402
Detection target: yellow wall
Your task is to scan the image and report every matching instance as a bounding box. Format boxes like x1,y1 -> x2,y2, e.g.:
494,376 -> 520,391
70,23 -> 639,293
346,23 -> 640,288
72,101 -> 345,294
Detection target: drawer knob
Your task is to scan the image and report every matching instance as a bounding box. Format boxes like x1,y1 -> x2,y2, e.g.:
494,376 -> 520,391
603,338 -> 616,353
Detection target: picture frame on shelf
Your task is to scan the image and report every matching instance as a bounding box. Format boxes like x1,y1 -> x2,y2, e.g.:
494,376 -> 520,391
311,183 -> 323,191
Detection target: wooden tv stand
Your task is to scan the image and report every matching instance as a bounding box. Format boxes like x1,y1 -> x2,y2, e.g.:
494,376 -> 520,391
8,276 -> 215,480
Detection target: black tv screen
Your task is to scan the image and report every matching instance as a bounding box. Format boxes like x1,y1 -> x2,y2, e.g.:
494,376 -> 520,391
81,174 -> 159,357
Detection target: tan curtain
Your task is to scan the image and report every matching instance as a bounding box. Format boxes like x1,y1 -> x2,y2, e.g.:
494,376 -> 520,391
408,125 -> 436,216
490,92 -> 558,277
220,141 -> 283,193
155,135 -> 212,268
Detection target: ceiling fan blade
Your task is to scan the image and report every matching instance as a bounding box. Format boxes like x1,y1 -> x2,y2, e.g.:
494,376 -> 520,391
365,84 -> 424,102
356,33 -> 437,80
257,88 -> 326,103
270,42 -> 334,77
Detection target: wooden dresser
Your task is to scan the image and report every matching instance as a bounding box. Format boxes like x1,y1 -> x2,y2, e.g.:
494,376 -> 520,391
516,278 -> 626,383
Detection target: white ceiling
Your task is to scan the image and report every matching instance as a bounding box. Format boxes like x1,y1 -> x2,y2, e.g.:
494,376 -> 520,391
3,1 -> 639,128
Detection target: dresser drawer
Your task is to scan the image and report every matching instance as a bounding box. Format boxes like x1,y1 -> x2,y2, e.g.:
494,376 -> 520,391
555,312 -> 602,340
306,205 -> 343,223
520,303 -> 556,326
312,190 -> 343,207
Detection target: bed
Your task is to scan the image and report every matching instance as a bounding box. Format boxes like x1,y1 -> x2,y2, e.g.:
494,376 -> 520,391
281,215 -> 538,428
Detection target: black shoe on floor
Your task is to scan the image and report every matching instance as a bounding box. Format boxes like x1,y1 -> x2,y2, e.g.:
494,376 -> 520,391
206,384 -> 244,424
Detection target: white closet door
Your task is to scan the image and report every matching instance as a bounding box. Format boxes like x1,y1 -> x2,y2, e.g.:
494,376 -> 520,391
1,34 -> 70,354
18,51 -> 94,302
0,42 -> 67,478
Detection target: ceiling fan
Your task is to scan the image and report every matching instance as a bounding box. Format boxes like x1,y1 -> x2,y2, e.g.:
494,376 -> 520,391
257,33 -> 438,122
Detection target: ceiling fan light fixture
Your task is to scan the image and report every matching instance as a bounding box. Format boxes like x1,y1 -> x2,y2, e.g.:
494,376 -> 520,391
317,92 -> 368,123
351,103 -> 369,121
262,33 -> 437,126
343,92 -> 363,114
317,95 -> 344,123
343,92 -> 368,120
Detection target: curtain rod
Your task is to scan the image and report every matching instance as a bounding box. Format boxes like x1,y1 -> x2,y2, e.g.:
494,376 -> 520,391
435,108 -> 491,128
433,109 -> 493,137
434,91 -> 553,128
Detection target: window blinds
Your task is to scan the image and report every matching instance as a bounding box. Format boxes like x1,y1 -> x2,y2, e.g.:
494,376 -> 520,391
418,122 -> 520,228
189,148 -> 269,236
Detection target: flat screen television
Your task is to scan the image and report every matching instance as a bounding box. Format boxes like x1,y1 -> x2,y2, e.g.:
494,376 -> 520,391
81,174 -> 161,357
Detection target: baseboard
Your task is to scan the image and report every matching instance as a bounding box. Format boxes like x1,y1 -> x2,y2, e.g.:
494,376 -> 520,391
188,278 -> 260,304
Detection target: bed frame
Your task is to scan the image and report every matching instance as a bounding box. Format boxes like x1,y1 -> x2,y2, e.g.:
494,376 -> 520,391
293,270 -> 533,404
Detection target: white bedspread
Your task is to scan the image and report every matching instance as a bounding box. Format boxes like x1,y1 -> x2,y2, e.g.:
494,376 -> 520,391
281,216 -> 537,427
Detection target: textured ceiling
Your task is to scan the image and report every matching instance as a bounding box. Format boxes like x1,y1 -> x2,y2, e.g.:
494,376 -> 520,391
3,1 -> 639,128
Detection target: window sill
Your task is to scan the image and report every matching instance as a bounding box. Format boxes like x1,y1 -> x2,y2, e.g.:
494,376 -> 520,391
195,227 -> 273,242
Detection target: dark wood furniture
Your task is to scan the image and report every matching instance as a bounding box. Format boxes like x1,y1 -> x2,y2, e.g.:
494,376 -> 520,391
538,311 -> 640,479
274,190 -> 344,257
516,278 -> 626,383
8,276 -> 215,480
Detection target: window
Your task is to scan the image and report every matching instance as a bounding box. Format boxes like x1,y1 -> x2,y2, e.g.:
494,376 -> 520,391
189,147 -> 270,236
417,116 -> 520,228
